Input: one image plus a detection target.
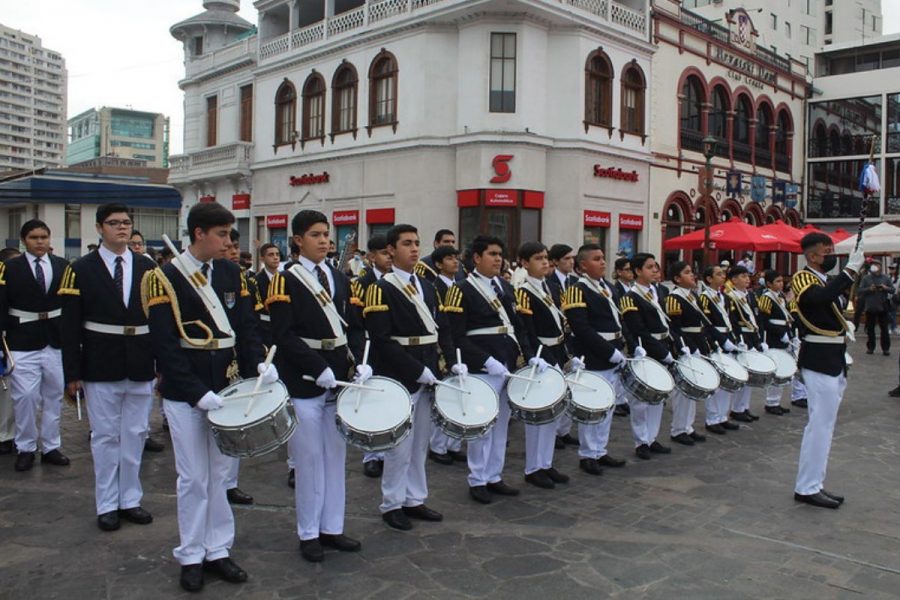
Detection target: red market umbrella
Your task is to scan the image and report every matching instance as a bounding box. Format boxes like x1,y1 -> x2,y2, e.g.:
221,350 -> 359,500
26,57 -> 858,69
663,217 -> 785,252
800,224 -> 852,244
757,220 -> 803,253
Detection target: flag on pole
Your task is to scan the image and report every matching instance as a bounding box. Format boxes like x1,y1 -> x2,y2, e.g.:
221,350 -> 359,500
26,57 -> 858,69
858,161 -> 880,195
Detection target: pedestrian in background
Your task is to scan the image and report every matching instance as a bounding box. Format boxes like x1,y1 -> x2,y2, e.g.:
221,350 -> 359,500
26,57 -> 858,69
860,261 -> 893,356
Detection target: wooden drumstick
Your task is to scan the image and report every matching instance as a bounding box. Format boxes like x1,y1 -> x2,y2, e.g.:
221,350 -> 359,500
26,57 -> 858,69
433,380 -> 470,394
523,344 -> 544,399
505,372 -> 539,383
76,389 -> 83,421
302,374 -> 384,392
245,345 -> 277,417
456,348 -> 467,416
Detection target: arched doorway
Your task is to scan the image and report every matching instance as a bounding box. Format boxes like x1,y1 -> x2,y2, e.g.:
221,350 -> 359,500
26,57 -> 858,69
662,192 -> 694,273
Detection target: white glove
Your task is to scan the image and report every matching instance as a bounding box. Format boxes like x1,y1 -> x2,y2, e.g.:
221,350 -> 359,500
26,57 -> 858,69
484,356 -> 509,377
662,353 -> 674,365
790,337 -> 801,351
633,346 -> 647,359
693,348 -> 701,356
315,367 -> 338,389
353,364 -> 373,384
737,341 -> 748,351
846,244 -> 865,274
451,362 -> 468,377
528,357 -> 550,373
257,362 -> 279,385
609,349 -> 626,364
569,356 -> 586,371
781,333 -> 790,344
416,366 -> 437,386
197,391 -> 224,411
680,346 -> 691,357
723,340 -> 738,353
759,342 -> 769,352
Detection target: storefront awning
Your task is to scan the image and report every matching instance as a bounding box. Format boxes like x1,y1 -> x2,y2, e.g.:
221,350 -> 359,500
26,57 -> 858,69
0,173 -> 182,209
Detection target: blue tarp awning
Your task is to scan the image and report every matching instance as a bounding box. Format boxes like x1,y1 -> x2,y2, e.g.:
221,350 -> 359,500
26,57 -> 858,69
0,174 -> 182,208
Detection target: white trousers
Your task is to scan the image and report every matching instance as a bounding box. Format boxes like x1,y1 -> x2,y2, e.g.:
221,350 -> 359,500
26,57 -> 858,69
795,370 -> 846,495
467,374 -> 510,487
524,420 -> 557,474
765,384 -> 784,407
670,391 -> 696,436
10,347 -> 63,453
163,399 -> 234,566
577,368 -> 619,459
629,397 -> 663,447
288,394 -> 345,540
705,389 -> 732,425
555,414 -> 573,437
381,387 -> 432,512
224,457 -> 240,489
84,380 -> 153,515
429,427 -> 462,454
730,385 -> 751,414
0,384 -> 14,442
791,377 -> 807,401
363,451 -> 384,464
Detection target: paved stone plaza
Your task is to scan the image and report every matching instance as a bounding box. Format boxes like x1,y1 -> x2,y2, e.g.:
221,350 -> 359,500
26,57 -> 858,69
1,338 -> 899,599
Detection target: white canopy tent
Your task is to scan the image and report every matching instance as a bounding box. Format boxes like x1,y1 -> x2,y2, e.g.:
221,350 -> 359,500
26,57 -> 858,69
833,221 -> 900,254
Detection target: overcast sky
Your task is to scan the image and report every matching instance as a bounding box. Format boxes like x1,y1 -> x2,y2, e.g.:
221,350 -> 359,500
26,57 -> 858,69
3,0 -> 899,156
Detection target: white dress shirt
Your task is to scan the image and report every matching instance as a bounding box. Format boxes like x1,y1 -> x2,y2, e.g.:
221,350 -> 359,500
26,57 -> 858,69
392,265 -> 422,299
24,251 -> 52,293
298,254 -> 335,295
98,244 -> 133,307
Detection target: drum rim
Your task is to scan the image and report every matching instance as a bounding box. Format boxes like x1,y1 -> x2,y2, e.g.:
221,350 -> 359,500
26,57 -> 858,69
208,380 -> 291,428
567,371 -> 615,409
335,375 -> 412,427
506,366 -> 569,409
737,351 -> 778,374
624,357 -> 675,391
674,356 -> 721,391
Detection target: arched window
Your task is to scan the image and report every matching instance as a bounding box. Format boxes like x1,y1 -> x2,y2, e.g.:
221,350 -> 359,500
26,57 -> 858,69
733,95 -> 752,162
620,63 -> 645,136
709,86 -> 730,153
679,75 -> 704,151
775,110 -> 791,172
755,104 -> 772,166
841,131 -> 853,155
274,80 -> 296,147
302,72 -> 326,142
369,50 -> 398,129
331,62 -> 358,136
829,128 -> 841,156
813,121 -> 827,157
584,50 -> 612,127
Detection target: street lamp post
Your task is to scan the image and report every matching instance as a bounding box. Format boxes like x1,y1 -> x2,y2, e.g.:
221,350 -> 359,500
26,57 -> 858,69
701,135 -> 718,268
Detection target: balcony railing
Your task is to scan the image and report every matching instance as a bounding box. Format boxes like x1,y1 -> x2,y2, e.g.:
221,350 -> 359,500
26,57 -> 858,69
775,153 -> 789,173
733,141 -> 752,164
187,37 -> 257,79
680,128 -> 704,153
168,142 -> 253,182
680,9 -> 791,73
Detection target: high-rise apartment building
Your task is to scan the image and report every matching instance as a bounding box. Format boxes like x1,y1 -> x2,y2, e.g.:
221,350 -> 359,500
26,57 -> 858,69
68,107 -> 170,168
0,24 -> 67,172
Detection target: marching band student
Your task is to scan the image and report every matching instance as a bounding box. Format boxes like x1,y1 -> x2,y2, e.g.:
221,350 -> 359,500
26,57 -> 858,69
266,210 -> 366,562
428,245 -> 467,466
514,242 -> 570,489
363,224 -> 458,530
697,266 -> 740,434
0,219 -> 70,472
612,257 -> 636,417
255,243 -> 281,349
415,229 -> 465,282
356,234 -> 392,478
144,202 -> 274,592
561,244 -> 627,475
792,233 -> 865,508
59,204 -> 157,531
664,262 -> 709,446
619,253 -> 673,460
724,266 -> 765,423
788,298 -> 808,409
546,244 -> 580,448
444,235 -> 541,504
0,247 -> 21,457
757,270 -> 794,416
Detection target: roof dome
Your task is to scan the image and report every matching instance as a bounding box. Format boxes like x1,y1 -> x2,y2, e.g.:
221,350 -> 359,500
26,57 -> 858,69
171,0 -> 253,38
203,0 -> 240,11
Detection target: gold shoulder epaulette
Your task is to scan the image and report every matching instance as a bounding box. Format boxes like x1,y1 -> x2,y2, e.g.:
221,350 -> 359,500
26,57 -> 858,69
620,295 -> 638,314
140,269 -> 171,317
791,271 -> 820,299
561,285 -> 586,311
350,279 -> 365,307
757,295 -> 772,315
58,265 -> 80,296
514,288 -> 532,315
665,295 -> 681,317
0,261 -> 6,286
266,272 -> 291,306
363,282 -> 389,315
239,272 -> 251,298
442,284 -> 464,313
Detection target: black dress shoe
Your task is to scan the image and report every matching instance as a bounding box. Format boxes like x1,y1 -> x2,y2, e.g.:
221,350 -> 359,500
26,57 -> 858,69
288,469 -> 295,489
635,444 -> 651,460
300,538 -> 324,562
402,504 -> 443,521
780,406 -> 791,414
866,349 -> 874,355
670,433 -> 694,446
447,449 -> 467,462
428,450 -> 454,465
649,441 -> 671,454
144,436 -> 164,453
579,458 -> 603,476
889,386 -> 900,398
765,405 -> 786,416
721,420 -> 740,430
884,351 -> 891,356
525,470 -> 555,489
119,507 -> 153,525
383,509 -> 413,530
730,411 -> 753,423
820,489 -> 845,504
469,485 -> 492,504
204,557 -> 247,583
14,451 -> 35,471
227,487 -> 254,505
162,417 -> 170,432
689,431 -> 706,442
180,564 -> 204,592
744,410 -> 760,421
40,449 -> 70,466
97,511 -> 120,531
487,480 -> 520,496
320,533 -> 361,552
544,467 -> 569,483
554,436 -> 565,449
0,440 -> 13,454
794,491 -> 840,509
364,460 -> 383,478
558,433 -> 579,446
597,454 -> 626,467
792,398 -> 808,408
614,403 -> 630,417
705,423 -> 726,435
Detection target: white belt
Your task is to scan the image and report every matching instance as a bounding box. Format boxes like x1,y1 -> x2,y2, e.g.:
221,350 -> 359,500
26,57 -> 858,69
802,335 -> 845,345
768,319 -> 787,326
259,314 -> 271,322
179,337 -> 236,350
715,326 -> 729,333
741,327 -> 757,333
538,334 -> 565,347
390,334 -> 438,346
84,321 -> 149,336
9,308 -> 61,323
680,327 -> 702,333
596,331 -> 622,341
467,326 -> 510,337
300,334 -> 348,351
651,332 -> 669,340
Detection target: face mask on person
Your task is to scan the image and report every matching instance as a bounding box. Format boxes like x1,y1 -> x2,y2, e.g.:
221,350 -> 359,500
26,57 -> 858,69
758,277 -> 765,287
870,266 -> 881,275
820,254 -> 837,272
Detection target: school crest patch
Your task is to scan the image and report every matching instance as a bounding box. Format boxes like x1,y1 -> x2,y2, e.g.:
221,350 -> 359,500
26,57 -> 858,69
224,291 -> 236,309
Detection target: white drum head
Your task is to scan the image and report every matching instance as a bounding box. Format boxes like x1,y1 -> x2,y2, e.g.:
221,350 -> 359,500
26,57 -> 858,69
435,375 -> 498,426
210,379 -> 289,427
629,358 -> 675,393
710,351 -> 750,382
737,351 -> 777,374
337,376 -> 411,431
507,367 -> 568,409
568,371 -> 615,409
766,349 -> 797,378
677,355 -> 720,391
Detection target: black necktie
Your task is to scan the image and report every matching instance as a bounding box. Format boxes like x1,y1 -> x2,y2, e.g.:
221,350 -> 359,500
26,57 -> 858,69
542,281 -> 551,295
201,262 -> 210,283
491,279 -> 503,298
114,256 -> 124,301
315,265 -> 331,296
34,258 -> 46,294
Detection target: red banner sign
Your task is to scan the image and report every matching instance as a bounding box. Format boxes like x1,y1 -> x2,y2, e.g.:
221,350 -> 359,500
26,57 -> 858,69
332,210 -> 359,225
619,213 -> 644,230
266,214 -> 288,229
289,172 -> 330,186
484,189 -> 517,207
199,195 -> 216,204
594,165 -> 639,182
366,208 -> 395,224
232,194 -> 250,210
583,210 -> 611,227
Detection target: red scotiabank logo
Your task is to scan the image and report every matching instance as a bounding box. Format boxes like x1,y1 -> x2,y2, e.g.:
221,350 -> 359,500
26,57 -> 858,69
593,165 -> 639,182
490,155 -> 513,183
289,172 -> 330,186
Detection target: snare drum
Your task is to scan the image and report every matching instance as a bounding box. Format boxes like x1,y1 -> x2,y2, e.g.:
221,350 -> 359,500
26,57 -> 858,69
336,376 -> 412,452
764,348 -> 797,386
433,374 -> 499,440
506,366 -> 568,425
670,355 -> 720,401
707,350 -> 749,392
565,371 -> 615,423
209,379 -> 294,458
619,358 -> 674,405
735,350 -> 778,388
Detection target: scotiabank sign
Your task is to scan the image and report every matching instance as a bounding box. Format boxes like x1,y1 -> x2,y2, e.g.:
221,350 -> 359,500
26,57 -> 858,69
619,213 -> 644,230
593,165 -> 639,182
484,189 -> 517,206
266,214 -> 288,229
232,194 -> 250,210
583,210 -> 611,227
332,210 -> 359,225
289,172 -> 330,186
